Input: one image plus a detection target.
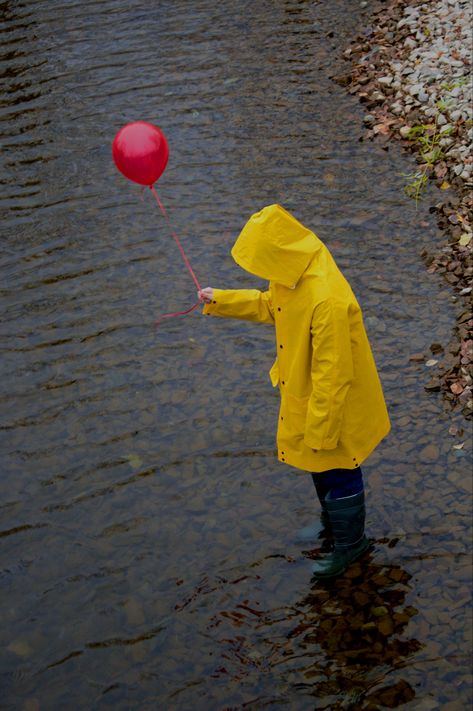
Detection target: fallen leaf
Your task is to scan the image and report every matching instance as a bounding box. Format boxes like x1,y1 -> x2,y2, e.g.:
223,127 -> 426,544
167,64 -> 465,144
440,181 -> 451,190
373,122 -> 392,136
7,640 -> 32,657
458,233 -> 472,247
126,454 -> 143,469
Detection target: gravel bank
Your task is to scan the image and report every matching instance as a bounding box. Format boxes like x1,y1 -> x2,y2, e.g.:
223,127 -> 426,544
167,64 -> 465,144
335,0 -> 472,418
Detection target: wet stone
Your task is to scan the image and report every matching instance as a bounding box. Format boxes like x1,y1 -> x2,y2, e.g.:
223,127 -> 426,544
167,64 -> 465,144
397,415 -> 411,427
419,444 -> 440,462
447,470 -> 472,494
409,353 -> 425,362
424,378 -> 441,392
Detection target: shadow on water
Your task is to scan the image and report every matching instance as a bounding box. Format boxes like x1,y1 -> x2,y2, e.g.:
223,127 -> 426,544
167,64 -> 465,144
0,0 -> 472,709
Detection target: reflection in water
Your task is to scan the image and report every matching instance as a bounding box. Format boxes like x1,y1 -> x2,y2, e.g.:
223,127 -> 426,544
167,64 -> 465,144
205,553 -> 421,709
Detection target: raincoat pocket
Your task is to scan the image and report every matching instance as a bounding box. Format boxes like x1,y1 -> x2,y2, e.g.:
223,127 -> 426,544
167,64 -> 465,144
285,393 -> 310,438
269,359 -> 279,387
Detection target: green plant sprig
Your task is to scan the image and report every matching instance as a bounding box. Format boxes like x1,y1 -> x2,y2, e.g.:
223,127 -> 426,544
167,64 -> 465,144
402,115 -> 453,205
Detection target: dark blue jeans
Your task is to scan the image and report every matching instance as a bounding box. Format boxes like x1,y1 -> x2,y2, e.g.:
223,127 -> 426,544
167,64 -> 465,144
311,467 -> 363,501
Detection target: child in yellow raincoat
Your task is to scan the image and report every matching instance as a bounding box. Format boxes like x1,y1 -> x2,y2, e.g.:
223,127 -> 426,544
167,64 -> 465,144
199,205 -> 390,578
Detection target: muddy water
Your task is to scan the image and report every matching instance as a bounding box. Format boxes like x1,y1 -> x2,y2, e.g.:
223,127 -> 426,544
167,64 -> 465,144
1,1 -> 471,709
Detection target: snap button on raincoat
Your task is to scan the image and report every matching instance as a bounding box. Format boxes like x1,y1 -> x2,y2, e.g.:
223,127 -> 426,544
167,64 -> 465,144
203,205 -> 390,473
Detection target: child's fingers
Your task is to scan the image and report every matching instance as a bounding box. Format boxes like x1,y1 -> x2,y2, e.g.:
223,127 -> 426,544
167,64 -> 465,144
198,287 -> 213,303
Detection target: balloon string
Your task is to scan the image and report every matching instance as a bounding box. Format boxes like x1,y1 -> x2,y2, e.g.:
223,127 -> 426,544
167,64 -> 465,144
150,186 -> 201,291
154,301 -> 201,327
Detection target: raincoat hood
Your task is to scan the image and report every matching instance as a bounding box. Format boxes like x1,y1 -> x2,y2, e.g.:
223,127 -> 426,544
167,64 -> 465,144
231,204 -> 321,288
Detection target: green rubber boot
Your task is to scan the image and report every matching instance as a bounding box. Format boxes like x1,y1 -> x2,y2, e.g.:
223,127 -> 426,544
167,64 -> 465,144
311,490 -> 369,579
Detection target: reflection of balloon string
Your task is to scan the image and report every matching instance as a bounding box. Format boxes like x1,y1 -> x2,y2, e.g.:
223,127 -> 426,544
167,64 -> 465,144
150,186 -> 201,291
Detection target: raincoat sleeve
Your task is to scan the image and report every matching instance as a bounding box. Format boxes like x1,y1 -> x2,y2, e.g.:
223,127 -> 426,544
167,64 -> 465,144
202,288 -> 274,324
304,299 -> 354,450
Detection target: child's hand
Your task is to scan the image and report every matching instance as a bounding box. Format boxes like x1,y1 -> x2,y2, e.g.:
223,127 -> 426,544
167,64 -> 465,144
198,287 -> 214,304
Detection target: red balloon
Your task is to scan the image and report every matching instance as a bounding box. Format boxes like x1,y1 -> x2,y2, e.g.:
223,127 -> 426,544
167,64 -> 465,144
112,121 -> 169,186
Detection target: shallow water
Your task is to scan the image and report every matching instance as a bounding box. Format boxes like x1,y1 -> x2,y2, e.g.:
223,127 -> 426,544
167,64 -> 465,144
1,1 -> 471,709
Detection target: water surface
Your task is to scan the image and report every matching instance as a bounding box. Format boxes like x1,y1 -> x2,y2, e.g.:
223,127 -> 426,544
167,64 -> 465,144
1,1 -> 471,709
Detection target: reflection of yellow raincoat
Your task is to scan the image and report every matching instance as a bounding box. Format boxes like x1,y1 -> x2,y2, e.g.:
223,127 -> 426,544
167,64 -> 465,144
203,205 -> 390,472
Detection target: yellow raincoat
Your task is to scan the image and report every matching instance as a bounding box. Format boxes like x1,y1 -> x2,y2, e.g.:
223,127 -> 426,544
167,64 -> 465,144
203,205 -> 390,473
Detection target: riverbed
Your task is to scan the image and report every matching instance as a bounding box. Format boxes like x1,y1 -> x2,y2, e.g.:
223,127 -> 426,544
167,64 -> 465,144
1,1 -> 471,709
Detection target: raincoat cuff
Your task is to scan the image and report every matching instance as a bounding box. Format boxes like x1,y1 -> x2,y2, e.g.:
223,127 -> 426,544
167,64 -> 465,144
202,288 -> 224,315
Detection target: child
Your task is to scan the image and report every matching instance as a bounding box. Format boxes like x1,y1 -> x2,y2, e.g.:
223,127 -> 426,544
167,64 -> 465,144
198,205 -> 390,578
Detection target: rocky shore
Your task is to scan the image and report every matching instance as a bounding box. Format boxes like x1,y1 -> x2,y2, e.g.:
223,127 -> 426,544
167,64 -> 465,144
335,0 -> 472,418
